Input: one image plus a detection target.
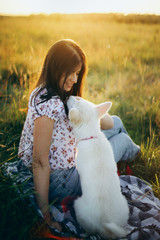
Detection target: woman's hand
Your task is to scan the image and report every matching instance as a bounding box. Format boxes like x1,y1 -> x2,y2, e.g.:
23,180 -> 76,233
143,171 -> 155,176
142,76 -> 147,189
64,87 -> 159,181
43,211 -> 62,232
49,221 -> 63,232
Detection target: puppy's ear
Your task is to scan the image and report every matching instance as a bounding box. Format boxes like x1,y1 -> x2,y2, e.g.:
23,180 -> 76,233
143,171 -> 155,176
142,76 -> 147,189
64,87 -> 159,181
69,108 -> 81,125
95,102 -> 112,119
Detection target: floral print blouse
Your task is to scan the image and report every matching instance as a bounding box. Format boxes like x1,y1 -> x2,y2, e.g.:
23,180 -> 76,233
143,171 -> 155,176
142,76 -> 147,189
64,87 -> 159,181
18,88 -> 77,170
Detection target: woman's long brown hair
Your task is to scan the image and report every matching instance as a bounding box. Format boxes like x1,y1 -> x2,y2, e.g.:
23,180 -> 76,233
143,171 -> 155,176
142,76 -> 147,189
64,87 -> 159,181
32,39 -> 87,113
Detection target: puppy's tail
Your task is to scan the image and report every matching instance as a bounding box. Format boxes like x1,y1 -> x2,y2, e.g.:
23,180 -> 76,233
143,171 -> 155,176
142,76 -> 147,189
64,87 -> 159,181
102,222 -> 128,239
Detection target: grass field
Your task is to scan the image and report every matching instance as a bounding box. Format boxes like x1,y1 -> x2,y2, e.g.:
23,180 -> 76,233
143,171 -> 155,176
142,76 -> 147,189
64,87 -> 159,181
0,13 -> 160,239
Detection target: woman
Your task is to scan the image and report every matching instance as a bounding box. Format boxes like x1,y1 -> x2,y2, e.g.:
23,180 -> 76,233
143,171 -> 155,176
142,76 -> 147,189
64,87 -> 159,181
18,39 -> 140,232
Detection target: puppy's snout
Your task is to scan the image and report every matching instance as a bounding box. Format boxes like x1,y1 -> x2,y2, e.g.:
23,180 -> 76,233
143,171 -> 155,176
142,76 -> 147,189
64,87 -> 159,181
75,97 -> 81,101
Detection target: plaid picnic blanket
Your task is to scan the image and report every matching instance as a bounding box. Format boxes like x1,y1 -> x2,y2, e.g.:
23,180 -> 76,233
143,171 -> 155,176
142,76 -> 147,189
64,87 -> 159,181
1,160 -> 160,240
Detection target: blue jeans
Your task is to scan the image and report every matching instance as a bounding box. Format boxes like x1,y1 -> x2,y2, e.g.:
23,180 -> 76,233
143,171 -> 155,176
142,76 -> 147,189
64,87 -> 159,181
102,115 -> 140,163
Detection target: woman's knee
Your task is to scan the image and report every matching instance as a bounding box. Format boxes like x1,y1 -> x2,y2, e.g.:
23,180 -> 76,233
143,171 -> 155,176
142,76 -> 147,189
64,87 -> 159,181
109,132 -> 131,163
112,115 -> 123,129
116,132 -> 140,161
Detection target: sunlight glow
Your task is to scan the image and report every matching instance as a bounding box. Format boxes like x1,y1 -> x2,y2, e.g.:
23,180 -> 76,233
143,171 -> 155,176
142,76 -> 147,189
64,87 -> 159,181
0,0 -> 160,15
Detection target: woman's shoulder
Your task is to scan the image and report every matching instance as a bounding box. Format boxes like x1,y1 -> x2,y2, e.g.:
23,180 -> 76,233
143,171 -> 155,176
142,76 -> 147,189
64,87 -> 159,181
29,87 -> 62,106
29,87 -> 64,121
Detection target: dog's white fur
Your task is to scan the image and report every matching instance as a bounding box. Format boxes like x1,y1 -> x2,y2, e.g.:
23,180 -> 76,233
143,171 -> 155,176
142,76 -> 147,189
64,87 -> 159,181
67,96 -> 129,239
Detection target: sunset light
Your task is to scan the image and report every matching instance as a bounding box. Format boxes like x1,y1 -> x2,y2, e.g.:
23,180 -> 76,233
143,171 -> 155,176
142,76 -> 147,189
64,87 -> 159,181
0,0 -> 160,15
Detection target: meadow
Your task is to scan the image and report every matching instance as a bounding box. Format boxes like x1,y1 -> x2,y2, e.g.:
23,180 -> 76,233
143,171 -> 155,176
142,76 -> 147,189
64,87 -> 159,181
0,13 -> 160,239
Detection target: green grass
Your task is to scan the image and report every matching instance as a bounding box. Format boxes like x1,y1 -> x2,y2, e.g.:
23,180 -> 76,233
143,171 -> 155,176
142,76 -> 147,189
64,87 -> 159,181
0,13 -> 160,239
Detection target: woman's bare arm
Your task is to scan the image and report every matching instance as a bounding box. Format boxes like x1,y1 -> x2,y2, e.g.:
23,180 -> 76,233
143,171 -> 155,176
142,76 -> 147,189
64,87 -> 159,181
33,116 -> 55,226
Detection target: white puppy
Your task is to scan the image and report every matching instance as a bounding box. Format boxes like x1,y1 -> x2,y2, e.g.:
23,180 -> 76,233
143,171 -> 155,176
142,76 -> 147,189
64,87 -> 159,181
67,96 -> 129,239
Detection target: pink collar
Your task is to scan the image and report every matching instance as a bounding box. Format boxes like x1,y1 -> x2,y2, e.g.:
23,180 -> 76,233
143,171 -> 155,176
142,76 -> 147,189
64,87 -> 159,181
76,136 -> 98,145
79,136 -> 98,142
